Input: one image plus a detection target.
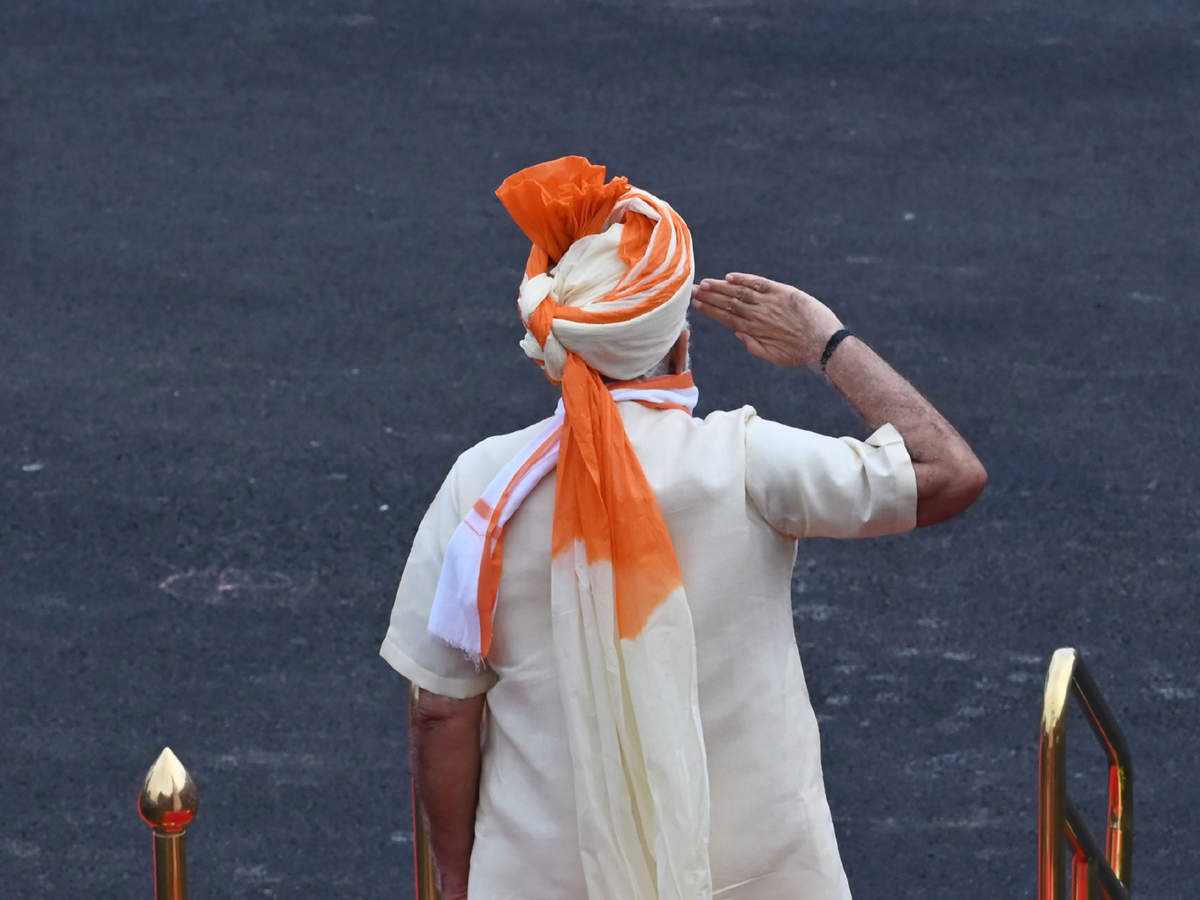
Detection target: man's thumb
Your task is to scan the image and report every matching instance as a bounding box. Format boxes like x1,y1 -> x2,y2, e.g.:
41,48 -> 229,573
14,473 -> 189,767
736,332 -> 767,358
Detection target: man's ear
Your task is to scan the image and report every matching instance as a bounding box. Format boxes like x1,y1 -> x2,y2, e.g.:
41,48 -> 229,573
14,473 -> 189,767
669,329 -> 691,375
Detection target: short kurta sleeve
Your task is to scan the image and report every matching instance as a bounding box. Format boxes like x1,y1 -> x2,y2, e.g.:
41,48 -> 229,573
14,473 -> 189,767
745,412 -> 918,539
379,466 -> 498,699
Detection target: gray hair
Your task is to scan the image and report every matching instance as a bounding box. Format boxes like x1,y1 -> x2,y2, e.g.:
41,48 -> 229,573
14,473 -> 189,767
630,318 -> 691,380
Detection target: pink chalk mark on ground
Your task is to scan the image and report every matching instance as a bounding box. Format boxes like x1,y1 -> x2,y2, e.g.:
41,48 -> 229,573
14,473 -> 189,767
159,567 -> 313,605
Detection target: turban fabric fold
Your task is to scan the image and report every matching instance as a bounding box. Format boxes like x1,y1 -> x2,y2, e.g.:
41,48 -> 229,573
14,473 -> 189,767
429,156 -> 712,900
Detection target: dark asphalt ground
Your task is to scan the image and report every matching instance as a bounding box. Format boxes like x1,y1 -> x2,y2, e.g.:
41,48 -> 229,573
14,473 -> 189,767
3,1 -> 1198,897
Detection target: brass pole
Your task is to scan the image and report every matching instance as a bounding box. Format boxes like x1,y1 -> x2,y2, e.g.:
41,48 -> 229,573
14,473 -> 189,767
1071,850 -> 1096,900
138,747 -> 199,900
1038,648 -> 1134,900
1070,658 -> 1134,890
1039,648 -> 1073,900
410,684 -> 441,900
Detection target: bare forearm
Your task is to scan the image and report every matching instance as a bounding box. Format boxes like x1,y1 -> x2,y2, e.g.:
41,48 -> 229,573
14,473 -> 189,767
825,336 -> 964,461
830,336 -> 988,525
826,336 -> 986,525
412,694 -> 485,899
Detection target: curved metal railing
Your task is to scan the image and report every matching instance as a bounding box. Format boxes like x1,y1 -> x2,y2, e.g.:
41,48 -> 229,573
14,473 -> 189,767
134,650 -> 1133,899
1039,647 -> 1134,900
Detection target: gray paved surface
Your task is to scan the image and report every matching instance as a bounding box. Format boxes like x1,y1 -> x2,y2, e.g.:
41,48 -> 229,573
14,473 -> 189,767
3,1 -> 1198,897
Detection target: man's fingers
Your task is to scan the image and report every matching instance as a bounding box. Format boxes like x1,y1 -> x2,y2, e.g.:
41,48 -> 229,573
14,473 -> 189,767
695,279 -> 758,304
691,295 -> 749,331
724,272 -> 778,295
697,274 -> 784,307
694,290 -> 779,361
697,279 -> 742,297
692,285 -> 747,314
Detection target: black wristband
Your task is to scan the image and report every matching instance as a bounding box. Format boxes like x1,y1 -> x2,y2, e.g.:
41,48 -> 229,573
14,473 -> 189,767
819,329 -> 853,372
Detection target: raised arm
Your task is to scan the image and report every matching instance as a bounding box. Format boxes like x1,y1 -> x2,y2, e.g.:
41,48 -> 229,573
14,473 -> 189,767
691,273 -> 986,527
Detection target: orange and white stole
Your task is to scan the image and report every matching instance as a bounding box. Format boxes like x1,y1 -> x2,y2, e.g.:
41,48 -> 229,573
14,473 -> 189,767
427,372 -> 698,661
427,372 -> 712,900
430,156 -> 713,900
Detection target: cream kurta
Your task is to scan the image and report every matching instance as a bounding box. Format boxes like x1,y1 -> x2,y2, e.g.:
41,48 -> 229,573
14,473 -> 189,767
382,402 -> 917,900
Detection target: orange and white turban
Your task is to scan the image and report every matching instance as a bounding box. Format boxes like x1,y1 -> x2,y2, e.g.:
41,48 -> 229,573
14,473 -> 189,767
428,157 -> 713,900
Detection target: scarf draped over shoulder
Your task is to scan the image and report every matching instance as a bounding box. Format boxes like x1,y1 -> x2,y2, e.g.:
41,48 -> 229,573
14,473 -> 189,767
428,156 -> 712,900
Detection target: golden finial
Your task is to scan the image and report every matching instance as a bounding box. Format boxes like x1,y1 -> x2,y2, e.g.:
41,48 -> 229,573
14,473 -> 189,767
139,747 -> 199,832
138,747 -> 198,900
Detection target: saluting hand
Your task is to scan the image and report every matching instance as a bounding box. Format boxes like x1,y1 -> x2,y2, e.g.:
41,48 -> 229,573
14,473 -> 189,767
690,273 -> 844,371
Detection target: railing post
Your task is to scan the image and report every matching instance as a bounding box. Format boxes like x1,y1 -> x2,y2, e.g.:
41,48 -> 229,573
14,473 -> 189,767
1039,649 -> 1074,900
1038,648 -> 1134,900
410,684 -> 441,900
138,747 -> 199,900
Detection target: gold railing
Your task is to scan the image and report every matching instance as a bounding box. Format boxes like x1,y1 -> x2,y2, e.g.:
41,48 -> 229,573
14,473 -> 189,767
410,684 -> 441,900
134,651 -> 1132,900
133,702 -> 440,900
1039,648 -> 1134,900
138,747 -> 199,900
